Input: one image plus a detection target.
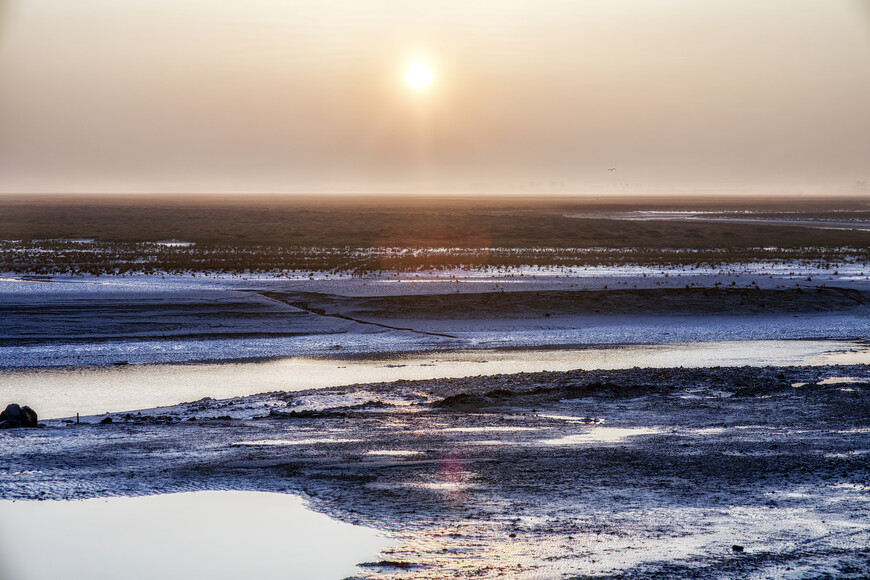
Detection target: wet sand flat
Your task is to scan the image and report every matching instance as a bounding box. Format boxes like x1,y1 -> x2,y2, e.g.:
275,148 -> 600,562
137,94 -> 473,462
2,197 -> 870,578
2,272 -> 870,368
2,365 -> 868,578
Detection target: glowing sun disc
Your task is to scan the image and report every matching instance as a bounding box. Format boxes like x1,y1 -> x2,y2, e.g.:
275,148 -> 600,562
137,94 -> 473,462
405,62 -> 433,89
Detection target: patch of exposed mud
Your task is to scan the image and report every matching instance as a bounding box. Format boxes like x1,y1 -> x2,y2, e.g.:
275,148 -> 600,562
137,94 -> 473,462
1,365 -> 869,578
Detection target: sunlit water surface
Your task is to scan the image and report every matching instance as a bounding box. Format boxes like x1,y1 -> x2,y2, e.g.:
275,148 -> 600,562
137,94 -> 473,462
0,491 -> 392,580
1,340 -> 868,419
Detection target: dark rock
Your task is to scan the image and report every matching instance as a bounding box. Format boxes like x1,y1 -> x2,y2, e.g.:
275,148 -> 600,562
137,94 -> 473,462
731,545 -> 744,552
100,416 -> 113,424
0,404 -> 39,428
21,406 -> 38,427
0,404 -> 23,426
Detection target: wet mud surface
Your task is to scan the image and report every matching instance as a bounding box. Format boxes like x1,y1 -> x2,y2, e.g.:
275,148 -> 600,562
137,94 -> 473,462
6,274 -> 870,368
2,365 -> 869,578
265,287 -> 870,320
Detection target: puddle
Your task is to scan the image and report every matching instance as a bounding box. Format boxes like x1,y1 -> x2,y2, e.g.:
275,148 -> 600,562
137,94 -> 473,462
817,377 -> 870,385
537,413 -> 604,424
792,377 -> 869,389
692,427 -> 727,436
825,450 -> 870,458
365,450 -> 424,457
540,427 -> 664,445
831,483 -> 870,492
408,482 -> 475,491
0,491 -> 392,580
441,426 -> 538,433
232,438 -> 361,446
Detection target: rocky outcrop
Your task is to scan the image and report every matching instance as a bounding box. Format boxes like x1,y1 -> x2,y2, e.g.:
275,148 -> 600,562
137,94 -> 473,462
0,404 -> 38,429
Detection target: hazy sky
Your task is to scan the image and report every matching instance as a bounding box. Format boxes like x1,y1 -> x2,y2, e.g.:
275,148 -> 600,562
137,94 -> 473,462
1,0 -> 868,193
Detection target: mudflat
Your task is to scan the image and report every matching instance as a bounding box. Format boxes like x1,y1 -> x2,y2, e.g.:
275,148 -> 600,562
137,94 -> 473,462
2,194 -> 870,578
3,364 -> 868,578
3,194 -> 870,274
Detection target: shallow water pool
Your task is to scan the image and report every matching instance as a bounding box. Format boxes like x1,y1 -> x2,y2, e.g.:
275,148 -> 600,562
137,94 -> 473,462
0,491 -> 392,580
1,339 -> 868,419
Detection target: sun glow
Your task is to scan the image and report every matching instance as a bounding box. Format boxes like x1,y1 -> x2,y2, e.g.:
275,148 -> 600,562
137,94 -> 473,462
405,61 -> 433,90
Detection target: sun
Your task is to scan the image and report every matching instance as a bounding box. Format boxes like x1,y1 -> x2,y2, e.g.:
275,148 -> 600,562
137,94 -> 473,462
405,61 -> 433,90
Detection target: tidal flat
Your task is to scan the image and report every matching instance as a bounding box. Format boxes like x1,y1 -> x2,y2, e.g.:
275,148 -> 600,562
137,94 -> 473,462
2,365 -> 869,579
2,196 -> 870,578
